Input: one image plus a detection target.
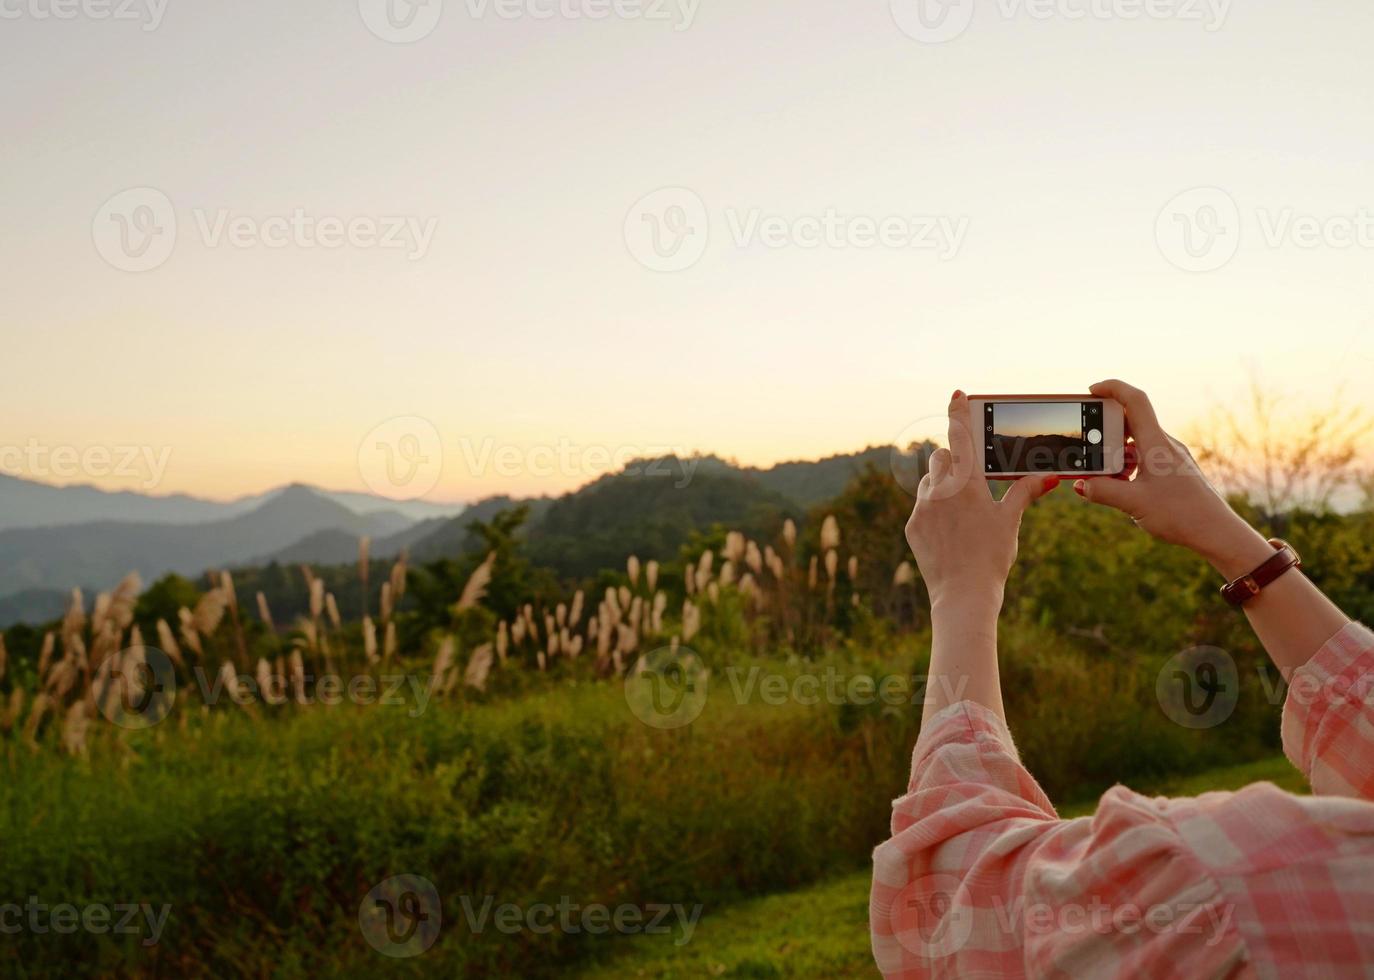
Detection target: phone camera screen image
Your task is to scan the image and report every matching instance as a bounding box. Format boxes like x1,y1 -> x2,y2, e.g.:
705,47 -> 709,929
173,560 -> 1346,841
984,401 -> 1105,473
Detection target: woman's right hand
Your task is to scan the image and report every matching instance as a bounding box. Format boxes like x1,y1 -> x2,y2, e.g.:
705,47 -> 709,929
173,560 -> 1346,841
1077,379 -> 1275,579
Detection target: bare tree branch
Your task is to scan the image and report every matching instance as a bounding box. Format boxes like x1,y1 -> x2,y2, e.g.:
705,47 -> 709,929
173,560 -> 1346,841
1187,373 -> 1373,515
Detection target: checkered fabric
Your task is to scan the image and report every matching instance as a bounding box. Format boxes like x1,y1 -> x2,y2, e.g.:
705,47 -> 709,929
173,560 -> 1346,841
870,623 -> 1374,979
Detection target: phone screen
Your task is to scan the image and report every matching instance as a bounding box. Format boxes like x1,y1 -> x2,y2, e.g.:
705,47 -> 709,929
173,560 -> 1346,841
983,401 -> 1105,473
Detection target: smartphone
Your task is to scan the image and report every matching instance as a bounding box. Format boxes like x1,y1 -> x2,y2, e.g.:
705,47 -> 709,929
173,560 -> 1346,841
967,394 -> 1126,479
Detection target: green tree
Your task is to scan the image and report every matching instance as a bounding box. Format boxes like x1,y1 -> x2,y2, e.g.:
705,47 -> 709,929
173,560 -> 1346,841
408,506 -> 559,638
134,573 -> 203,632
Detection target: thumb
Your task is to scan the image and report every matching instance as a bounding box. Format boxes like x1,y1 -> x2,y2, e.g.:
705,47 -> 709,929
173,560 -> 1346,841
1075,476 -> 1142,516
1001,475 -> 1060,517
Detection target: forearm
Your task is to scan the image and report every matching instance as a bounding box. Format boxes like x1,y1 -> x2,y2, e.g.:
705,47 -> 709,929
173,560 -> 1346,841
925,590 -> 1004,727
1198,517 -> 1351,679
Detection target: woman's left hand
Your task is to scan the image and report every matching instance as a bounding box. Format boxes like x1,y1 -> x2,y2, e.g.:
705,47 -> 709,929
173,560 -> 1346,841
905,391 -> 1059,612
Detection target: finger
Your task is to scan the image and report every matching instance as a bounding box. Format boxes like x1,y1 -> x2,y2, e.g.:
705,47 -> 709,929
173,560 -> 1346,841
916,471 -> 933,501
1074,474 -> 1144,517
1090,379 -> 1166,448
1001,474 -> 1060,517
928,448 -> 950,481
946,390 -> 976,483
927,447 -> 952,487
1114,442 -> 1139,481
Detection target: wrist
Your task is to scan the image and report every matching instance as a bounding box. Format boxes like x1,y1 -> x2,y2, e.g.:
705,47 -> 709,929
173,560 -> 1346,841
1195,516 -> 1277,581
930,585 -> 1004,621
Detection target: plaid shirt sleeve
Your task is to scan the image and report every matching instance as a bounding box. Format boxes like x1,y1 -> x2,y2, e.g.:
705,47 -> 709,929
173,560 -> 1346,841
869,701 -> 1247,978
1280,621 -> 1374,800
870,623 -> 1374,979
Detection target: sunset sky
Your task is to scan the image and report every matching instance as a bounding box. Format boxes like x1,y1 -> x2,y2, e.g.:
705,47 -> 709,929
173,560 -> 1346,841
991,403 -> 1081,441
4,1 -> 1373,503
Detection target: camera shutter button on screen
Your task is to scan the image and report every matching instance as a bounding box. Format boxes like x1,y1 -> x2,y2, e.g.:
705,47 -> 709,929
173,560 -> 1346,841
1087,428 -> 1103,445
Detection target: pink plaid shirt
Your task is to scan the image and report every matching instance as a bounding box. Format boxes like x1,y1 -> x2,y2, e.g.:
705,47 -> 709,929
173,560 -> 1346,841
871,622 -> 1374,978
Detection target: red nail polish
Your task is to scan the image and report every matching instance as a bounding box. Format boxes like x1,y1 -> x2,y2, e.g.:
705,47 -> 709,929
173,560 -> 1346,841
1073,480 -> 1086,497
952,389 -> 965,399
1042,476 -> 1060,492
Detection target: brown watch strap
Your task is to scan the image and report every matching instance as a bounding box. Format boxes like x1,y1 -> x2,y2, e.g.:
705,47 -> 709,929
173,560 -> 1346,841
1220,538 -> 1302,607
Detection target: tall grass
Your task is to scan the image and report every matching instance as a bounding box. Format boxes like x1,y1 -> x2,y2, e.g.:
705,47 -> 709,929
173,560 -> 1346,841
4,508 -> 894,756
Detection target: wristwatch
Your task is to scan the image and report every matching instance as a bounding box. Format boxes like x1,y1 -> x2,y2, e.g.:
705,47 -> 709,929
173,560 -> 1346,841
1220,538 -> 1302,607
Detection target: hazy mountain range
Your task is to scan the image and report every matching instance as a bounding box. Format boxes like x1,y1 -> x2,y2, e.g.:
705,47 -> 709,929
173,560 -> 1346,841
0,472 -> 462,531
0,447 -> 896,626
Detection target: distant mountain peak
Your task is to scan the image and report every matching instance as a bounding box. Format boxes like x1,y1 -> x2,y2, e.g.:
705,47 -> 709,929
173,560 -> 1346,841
272,483 -> 330,502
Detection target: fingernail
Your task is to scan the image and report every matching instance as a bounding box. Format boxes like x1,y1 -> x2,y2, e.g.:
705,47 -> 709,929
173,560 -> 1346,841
952,389 -> 964,399
1073,480 -> 1086,497
1042,476 -> 1060,492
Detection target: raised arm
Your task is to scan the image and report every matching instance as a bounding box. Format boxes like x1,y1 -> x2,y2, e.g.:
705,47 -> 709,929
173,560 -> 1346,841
1077,379 -> 1348,677
875,394 -> 1060,977
1078,379 -> 1373,798
906,390 -> 1057,727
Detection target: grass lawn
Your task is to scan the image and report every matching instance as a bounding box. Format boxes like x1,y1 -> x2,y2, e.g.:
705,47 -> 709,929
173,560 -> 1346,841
573,755 -> 1308,979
